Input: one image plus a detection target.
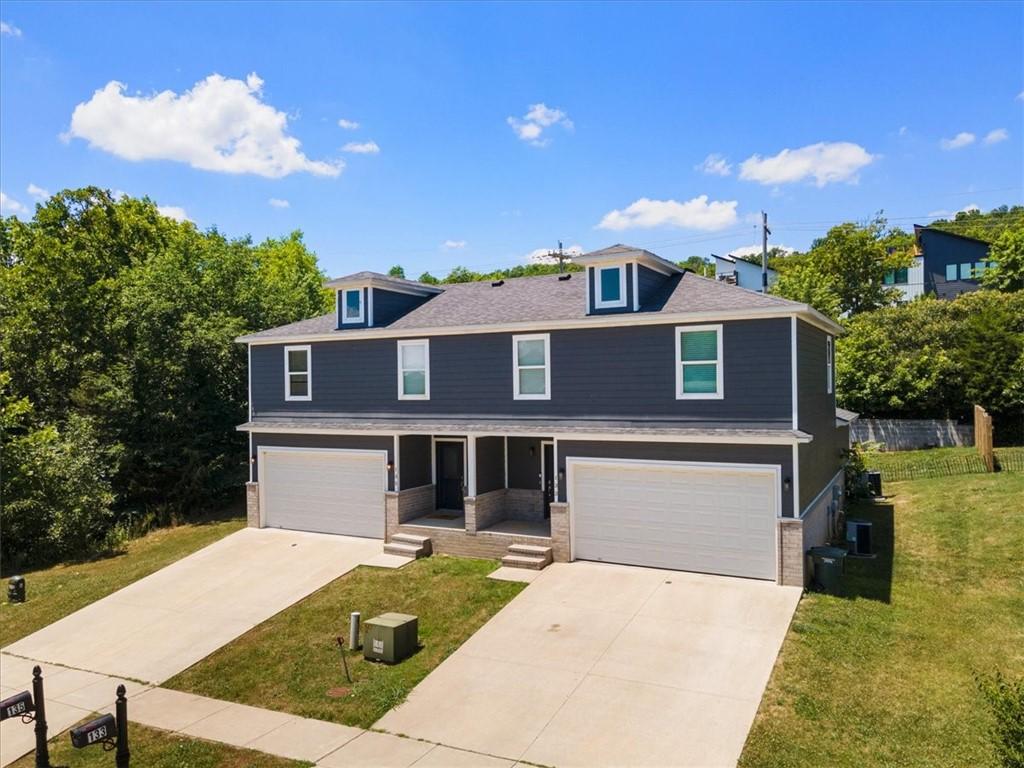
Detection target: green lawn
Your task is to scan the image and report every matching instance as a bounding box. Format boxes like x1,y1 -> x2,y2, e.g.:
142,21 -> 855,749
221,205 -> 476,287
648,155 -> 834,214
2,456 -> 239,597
740,472 -> 1024,768
1,517 -> 245,648
863,445 -> 1024,481
166,556 -> 525,728
9,721 -> 309,768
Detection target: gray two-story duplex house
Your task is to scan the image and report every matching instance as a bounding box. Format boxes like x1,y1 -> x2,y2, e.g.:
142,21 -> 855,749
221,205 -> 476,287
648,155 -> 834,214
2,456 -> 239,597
237,244 -> 849,586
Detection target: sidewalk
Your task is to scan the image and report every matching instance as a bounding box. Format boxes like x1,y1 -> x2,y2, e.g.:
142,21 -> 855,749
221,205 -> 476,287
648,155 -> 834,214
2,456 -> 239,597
1,652 -> 516,767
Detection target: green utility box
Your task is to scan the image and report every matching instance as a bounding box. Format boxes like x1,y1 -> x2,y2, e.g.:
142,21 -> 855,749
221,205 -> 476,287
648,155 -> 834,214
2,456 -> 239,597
809,546 -> 847,595
363,612 -> 418,664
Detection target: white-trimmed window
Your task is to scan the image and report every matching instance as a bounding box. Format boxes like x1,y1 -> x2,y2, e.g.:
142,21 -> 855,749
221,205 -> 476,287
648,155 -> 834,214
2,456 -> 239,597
513,333 -> 551,400
595,265 -> 627,309
826,336 -> 834,394
398,339 -> 430,400
284,345 -> 312,401
341,288 -> 364,324
675,325 -> 723,399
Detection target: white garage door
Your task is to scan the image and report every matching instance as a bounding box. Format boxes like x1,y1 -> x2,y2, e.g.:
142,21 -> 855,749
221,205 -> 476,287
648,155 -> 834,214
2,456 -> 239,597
569,459 -> 778,580
260,449 -> 386,538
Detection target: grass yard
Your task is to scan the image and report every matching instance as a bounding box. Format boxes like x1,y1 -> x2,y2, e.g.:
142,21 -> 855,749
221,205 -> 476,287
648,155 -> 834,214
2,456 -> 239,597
0,517 -> 244,648
740,472 -> 1024,768
863,445 -> 1024,481
8,721 -> 309,768
166,555 -> 526,728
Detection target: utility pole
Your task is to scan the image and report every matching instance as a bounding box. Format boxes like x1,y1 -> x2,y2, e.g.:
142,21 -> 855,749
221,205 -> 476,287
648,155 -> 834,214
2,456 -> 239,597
557,240 -> 565,273
761,211 -> 771,293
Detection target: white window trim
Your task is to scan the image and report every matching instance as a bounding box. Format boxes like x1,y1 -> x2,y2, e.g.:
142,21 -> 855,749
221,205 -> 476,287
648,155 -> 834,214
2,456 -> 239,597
512,332 -> 551,401
284,344 -> 312,402
674,324 -> 724,400
397,339 -> 430,400
826,336 -> 834,395
341,288 -> 364,324
594,264 -> 628,309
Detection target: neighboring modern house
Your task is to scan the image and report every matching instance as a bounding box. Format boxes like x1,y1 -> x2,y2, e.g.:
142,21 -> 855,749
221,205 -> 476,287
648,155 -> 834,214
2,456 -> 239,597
713,253 -> 778,292
884,226 -> 993,301
237,244 -> 848,587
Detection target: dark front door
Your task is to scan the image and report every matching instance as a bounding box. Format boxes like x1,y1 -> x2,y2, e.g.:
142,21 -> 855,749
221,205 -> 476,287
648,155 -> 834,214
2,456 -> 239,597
542,442 -> 555,518
436,441 -> 465,511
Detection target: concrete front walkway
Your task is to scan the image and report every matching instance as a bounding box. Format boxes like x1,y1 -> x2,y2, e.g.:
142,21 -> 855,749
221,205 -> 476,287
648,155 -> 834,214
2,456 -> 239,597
3,528 -> 382,684
377,561 -> 802,768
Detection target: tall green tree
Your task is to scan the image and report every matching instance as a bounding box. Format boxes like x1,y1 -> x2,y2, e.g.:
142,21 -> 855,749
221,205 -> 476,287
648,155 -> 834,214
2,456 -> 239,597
983,228 -> 1024,292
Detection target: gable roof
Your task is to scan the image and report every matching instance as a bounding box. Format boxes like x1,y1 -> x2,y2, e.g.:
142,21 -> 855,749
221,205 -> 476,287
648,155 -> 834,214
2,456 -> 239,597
324,271 -> 442,294
238,268 -> 842,342
913,225 -> 992,247
575,244 -> 684,274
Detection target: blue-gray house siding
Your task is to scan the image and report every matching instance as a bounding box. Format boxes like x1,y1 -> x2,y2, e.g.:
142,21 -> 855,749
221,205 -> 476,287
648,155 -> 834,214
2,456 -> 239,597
918,229 -> 990,299
795,319 -> 842,512
250,318 -> 794,426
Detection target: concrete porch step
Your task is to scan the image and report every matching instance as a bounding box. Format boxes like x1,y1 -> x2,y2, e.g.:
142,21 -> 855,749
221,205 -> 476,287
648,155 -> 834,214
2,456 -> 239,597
507,543 -> 553,559
384,539 -> 431,559
391,532 -> 432,549
501,553 -> 551,570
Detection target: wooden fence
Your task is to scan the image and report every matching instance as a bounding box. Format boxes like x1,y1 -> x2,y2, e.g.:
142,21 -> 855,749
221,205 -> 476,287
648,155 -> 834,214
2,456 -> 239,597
975,404 -> 995,472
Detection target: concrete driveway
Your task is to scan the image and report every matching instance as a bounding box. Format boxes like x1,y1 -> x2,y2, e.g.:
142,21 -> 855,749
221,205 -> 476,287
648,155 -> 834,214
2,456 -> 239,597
377,561 -> 801,768
3,527 -> 381,684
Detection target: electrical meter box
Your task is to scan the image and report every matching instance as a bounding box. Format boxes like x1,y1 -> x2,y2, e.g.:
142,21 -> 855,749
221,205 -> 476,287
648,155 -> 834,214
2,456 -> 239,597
363,612 -> 418,664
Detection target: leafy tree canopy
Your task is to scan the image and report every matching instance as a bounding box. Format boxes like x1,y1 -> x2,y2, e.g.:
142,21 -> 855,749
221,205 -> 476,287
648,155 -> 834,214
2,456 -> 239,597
387,265 -> 406,278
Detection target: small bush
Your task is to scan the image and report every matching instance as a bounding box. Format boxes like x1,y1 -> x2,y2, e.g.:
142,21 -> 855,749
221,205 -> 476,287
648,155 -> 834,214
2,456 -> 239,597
977,671 -> 1024,768
843,443 -> 870,499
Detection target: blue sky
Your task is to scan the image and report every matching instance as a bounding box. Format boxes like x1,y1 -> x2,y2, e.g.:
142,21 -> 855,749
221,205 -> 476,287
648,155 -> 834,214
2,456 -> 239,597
1,1 -> 1021,278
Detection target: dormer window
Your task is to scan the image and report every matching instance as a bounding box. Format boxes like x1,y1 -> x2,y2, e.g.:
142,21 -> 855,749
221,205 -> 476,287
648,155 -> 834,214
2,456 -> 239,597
595,265 -> 627,309
341,288 -> 364,324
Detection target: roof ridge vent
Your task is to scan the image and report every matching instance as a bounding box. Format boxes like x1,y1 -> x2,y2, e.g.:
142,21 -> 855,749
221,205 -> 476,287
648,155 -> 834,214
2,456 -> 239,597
558,273 -> 571,281
491,279 -> 505,287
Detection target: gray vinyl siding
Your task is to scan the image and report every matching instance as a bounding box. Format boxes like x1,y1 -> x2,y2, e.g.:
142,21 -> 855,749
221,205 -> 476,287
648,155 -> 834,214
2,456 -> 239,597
637,265 -> 666,307
476,436 -> 505,494
587,265 -> 634,315
250,318 -> 793,425
557,440 -> 794,516
251,432 -> 395,490
508,437 -> 543,489
399,434 -> 431,489
373,288 -> 430,327
337,287 -> 370,329
796,320 -> 843,511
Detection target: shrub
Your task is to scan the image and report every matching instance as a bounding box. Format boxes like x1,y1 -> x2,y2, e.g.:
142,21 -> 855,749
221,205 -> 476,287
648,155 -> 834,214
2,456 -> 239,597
977,671 -> 1024,768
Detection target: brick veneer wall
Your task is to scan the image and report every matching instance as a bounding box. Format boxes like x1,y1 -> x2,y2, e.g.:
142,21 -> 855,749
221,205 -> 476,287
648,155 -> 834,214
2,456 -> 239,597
549,502 -> 570,562
778,518 -> 805,586
385,484 -> 435,539
505,488 -> 545,521
396,524 -> 553,559
246,482 -> 260,527
467,489 -> 507,532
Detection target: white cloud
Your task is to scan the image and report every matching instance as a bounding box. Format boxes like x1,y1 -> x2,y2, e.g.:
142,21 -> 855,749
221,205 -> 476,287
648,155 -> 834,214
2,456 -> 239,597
696,153 -> 732,176
67,73 -> 342,178
337,118 -> 360,130
940,131 -> 975,150
342,140 -> 380,154
598,195 -> 739,232
268,198 -> 290,208
898,126 -> 909,137
958,203 -> 981,215
26,183 -> 49,201
526,243 -> 583,264
443,240 -> 466,249
1,21 -> 22,37
0,192 -> 27,215
1017,91 -> 1024,102
983,128 -> 1009,145
507,103 -> 573,147
157,205 -> 190,222
739,141 -> 876,186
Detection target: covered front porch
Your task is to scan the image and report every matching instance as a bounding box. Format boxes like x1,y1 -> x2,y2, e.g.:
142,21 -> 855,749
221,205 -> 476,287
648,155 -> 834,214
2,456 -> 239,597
386,434 -> 561,558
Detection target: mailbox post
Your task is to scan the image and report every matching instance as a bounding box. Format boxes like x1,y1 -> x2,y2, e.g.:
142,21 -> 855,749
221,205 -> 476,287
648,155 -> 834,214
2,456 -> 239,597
115,684 -> 130,768
32,666 -> 50,768
68,684 -> 129,766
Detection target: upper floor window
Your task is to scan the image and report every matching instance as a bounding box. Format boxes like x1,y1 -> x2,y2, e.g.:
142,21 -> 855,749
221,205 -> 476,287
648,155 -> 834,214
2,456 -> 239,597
284,345 -> 311,401
398,339 -> 430,400
959,263 -> 972,280
945,264 -> 958,281
884,267 -> 909,285
513,333 -> 551,400
675,325 -> 723,400
826,336 -> 834,394
341,288 -> 364,324
595,265 -> 627,309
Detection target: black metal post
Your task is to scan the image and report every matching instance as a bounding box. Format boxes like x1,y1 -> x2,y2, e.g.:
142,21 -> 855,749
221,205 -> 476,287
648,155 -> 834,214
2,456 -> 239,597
115,684 -> 130,768
32,666 -> 50,768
